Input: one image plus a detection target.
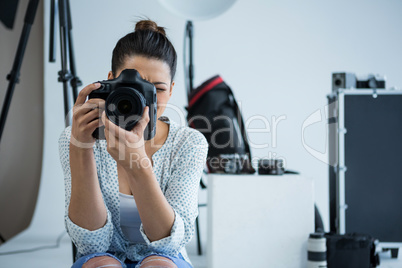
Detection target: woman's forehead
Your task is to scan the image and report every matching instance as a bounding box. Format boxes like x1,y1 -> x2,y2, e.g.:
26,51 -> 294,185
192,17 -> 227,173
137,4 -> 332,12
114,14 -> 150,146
120,56 -> 171,82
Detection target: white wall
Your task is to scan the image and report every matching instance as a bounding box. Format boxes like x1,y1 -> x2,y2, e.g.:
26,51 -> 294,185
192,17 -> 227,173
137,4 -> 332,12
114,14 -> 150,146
37,0 -> 402,239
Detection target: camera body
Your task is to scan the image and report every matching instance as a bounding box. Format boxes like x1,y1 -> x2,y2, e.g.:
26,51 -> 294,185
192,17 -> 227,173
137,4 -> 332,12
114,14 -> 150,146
207,153 -> 252,174
356,74 -> 386,89
88,69 -> 157,140
258,159 -> 285,175
332,72 -> 386,92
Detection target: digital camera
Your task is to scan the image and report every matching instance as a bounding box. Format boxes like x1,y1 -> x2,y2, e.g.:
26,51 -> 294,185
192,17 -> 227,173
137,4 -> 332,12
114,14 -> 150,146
88,69 -> 157,140
332,72 -> 386,92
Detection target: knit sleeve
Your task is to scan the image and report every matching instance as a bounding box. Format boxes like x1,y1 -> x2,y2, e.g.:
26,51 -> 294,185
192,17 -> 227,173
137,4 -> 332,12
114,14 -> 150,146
58,127 -> 114,257
139,130 -> 208,255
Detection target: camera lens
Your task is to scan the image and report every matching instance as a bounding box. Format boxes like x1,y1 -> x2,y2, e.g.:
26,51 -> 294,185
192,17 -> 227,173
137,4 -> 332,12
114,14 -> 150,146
117,99 -> 132,115
307,232 -> 327,268
105,87 -> 146,131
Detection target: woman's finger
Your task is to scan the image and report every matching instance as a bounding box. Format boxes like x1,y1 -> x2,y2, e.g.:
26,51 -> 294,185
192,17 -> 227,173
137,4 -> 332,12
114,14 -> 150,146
86,118 -> 103,132
104,125 -> 118,152
101,111 -> 111,131
80,107 -> 105,126
73,98 -> 105,118
75,83 -> 101,105
135,106 -> 150,134
102,111 -> 126,141
87,98 -> 105,109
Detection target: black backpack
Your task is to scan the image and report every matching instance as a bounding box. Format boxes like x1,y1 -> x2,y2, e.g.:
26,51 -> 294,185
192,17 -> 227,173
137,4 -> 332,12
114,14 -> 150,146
186,75 -> 255,174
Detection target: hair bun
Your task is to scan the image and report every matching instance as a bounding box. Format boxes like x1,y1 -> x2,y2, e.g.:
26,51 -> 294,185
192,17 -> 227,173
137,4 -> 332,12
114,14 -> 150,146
135,20 -> 166,36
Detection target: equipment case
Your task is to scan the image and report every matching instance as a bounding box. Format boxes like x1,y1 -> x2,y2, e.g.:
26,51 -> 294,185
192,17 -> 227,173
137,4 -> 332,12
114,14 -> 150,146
328,88 -> 402,255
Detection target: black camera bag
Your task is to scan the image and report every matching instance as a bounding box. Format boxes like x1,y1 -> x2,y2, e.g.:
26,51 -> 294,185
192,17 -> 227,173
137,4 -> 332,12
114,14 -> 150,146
186,75 -> 255,173
325,233 -> 380,268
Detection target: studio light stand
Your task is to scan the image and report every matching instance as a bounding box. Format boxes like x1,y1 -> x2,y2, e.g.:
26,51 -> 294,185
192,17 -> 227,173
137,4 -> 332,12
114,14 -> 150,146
184,20 -> 194,99
183,20 -> 209,256
49,0 -> 82,127
49,0 -> 81,258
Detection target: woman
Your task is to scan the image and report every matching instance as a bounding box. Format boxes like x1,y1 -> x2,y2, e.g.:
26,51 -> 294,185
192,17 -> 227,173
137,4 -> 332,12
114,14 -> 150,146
59,20 -> 208,268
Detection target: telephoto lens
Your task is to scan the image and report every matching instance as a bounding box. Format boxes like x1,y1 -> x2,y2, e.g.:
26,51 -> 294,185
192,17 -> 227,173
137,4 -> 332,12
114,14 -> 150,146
307,232 -> 327,268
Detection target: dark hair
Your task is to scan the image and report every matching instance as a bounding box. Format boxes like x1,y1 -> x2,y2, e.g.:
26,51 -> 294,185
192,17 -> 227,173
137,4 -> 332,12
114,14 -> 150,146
111,20 -> 177,82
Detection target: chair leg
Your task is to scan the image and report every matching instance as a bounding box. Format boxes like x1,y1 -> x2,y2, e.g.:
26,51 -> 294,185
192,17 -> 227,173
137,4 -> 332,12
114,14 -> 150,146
195,216 -> 202,255
72,242 -> 77,263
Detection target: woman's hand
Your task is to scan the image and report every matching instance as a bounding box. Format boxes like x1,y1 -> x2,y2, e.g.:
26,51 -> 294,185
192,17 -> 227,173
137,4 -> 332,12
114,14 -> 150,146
70,83 -> 105,149
101,106 -> 151,170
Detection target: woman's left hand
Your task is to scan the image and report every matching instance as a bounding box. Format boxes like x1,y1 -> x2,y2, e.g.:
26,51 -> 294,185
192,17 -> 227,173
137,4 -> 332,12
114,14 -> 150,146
101,106 -> 151,170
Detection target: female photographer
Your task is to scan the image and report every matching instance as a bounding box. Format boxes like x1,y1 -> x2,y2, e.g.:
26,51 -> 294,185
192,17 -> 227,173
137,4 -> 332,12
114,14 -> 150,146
59,20 -> 208,268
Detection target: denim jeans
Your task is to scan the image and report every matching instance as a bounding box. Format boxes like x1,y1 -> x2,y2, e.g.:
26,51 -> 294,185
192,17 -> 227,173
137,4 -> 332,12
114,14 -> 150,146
72,252 -> 192,268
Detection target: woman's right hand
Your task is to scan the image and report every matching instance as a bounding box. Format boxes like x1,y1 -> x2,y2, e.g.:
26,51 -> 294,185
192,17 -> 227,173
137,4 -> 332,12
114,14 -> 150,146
70,83 -> 105,148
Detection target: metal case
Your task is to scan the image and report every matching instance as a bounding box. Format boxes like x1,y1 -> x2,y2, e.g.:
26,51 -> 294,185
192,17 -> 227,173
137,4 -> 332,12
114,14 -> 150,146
328,88 -> 402,249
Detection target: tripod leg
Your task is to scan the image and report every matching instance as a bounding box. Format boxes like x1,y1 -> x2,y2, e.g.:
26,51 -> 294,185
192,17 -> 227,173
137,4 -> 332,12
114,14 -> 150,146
57,0 -> 73,126
195,216 -> 202,255
65,0 -> 81,103
49,0 -> 56,62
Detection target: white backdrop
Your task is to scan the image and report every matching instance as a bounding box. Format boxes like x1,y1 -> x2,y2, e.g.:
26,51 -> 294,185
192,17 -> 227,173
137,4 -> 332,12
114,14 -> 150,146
34,0 -> 402,239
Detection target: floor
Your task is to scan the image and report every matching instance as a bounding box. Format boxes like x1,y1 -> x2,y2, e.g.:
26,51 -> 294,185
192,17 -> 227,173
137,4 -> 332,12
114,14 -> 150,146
0,227 -> 207,268
0,226 -> 401,267
0,184 -> 399,268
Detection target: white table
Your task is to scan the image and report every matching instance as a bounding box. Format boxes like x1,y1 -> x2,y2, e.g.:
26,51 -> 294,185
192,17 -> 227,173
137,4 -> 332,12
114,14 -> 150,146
206,174 -> 314,268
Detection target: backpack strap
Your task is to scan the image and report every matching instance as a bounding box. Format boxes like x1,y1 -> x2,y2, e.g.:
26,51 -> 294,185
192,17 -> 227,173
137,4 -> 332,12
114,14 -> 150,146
225,85 -> 255,173
187,75 -> 223,107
